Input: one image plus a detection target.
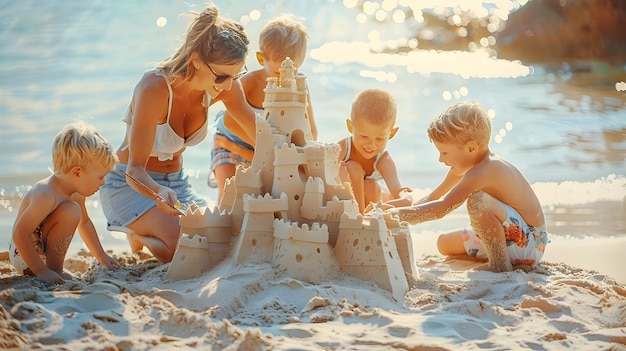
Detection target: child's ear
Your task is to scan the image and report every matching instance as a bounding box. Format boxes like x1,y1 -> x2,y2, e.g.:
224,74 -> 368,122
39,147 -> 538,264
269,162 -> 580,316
467,141 -> 478,153
256,52 -> 265,66
389,126 -> 399,140
346,119 -> 353,133
71,166 -> 82,178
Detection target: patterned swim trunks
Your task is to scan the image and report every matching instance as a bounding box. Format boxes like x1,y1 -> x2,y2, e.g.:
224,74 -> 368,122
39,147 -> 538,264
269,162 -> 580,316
209,131 -> 252,188
462,204 -> 549,266
9,225 -> 46,275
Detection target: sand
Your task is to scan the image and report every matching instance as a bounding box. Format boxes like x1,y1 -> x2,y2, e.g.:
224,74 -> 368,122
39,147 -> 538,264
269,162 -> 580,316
1,232 -> 624,350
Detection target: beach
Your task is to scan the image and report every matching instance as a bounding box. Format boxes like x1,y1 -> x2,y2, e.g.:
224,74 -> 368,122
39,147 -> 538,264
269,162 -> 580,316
1,176 -> 624,350
1,227 -> 625,350
1,1 -> 625,350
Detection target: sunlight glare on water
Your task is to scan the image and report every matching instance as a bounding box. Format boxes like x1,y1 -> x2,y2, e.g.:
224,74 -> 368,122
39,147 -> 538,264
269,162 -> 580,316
326,0 -> 535,79
311,43 -> 532,79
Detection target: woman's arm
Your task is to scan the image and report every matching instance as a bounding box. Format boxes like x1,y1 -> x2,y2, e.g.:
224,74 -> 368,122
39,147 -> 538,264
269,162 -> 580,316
216,79 -> 257,144
125,73 -> 179,211
126,74 -> 166,186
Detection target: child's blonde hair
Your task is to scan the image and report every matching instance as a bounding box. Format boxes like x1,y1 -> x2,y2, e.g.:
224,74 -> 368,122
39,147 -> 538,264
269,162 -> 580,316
351,89 -> 397,127
259,15 -> 308,68
52,121 -> 118,174
428,101 -> 491,149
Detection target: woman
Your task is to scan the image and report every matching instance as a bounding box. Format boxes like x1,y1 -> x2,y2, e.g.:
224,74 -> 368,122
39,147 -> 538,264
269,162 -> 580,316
100,4 -> 255,262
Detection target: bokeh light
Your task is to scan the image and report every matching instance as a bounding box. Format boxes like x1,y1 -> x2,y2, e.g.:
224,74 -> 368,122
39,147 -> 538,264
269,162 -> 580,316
156,17 -> 167,27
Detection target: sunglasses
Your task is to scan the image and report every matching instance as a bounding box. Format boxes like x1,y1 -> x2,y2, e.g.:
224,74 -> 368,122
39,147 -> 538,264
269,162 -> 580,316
204,62 -> 247,84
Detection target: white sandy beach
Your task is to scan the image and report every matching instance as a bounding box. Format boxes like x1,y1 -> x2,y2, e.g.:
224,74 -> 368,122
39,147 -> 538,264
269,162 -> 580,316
1,179 -> 625,350
1,215 -> 625,350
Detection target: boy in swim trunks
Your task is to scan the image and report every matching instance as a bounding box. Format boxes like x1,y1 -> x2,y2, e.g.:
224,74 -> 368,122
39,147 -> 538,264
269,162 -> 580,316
337,88 -> 411,214
385,101 -> 549,272
9,121 -> 121,284
210,15 -> 318,205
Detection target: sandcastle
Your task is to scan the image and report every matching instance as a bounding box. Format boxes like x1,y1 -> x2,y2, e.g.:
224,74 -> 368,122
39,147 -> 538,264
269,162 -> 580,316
166,58 -> 417,300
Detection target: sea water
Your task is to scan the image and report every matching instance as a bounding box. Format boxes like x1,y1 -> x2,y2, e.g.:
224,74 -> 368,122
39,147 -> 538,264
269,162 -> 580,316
0,0 -> 624,253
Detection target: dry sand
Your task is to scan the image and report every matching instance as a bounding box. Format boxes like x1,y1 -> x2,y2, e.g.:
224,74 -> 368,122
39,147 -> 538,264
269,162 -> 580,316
1,180 -> 624,350
1,232 -> 624,350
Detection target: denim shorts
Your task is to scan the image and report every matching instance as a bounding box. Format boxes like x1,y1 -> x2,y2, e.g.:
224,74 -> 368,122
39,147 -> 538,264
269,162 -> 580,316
100,164 -> 207,228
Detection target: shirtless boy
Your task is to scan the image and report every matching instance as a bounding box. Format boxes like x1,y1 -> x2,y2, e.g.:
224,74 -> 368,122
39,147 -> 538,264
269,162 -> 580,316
387,101 -> 549,272
338,88 -> 410,213
10,121 -> 120,284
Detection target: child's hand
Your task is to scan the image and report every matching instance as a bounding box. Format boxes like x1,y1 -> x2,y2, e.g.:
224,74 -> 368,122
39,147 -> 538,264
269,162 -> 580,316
37,268 -> 65,285
99,254 -> 121,271
365,201 -> 393,213
385,207 -> 400,219
396,186 -> 414,199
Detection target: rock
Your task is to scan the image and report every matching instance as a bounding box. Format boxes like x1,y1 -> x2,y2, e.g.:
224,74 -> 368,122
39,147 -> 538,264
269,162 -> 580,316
496,0 -> 626,64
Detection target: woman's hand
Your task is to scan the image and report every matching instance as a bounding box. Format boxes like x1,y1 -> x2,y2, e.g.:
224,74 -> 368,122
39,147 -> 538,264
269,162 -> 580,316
156,187 -> 183,216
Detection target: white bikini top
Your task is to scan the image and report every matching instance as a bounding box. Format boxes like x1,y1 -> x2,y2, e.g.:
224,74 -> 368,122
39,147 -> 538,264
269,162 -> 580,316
121,70 -> 209,161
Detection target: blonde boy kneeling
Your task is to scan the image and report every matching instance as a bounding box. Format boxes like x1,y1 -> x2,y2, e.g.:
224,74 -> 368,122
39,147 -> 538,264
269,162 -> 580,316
387,101 -> 549,272
9,121 -> 120,284
338,89 -> 410,213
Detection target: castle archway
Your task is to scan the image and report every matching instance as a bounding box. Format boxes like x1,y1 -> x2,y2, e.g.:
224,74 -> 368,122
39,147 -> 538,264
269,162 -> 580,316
291,129 -> 306,147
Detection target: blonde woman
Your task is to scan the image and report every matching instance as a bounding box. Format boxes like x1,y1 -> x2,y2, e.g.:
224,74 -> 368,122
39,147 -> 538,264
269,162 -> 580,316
100,4 -> 252,262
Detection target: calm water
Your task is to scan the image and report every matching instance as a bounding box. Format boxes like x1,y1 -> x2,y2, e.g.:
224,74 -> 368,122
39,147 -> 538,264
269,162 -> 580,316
1,1 -> 624,252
